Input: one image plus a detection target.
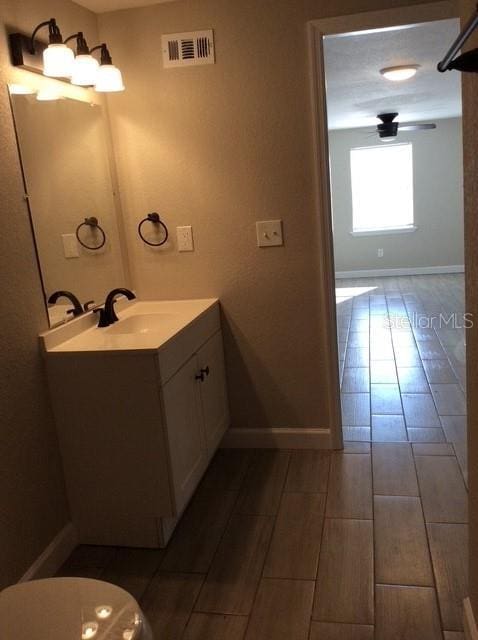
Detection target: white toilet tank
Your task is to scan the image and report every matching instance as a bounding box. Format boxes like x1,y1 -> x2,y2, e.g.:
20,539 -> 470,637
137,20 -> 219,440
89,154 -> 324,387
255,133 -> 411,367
0,577 -> 153,640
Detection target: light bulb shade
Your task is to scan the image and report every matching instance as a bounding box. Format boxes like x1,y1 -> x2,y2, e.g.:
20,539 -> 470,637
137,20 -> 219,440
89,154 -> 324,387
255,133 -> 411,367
94,64 -> 125,92
43,43 -> 74,78
71,54 -> 99,86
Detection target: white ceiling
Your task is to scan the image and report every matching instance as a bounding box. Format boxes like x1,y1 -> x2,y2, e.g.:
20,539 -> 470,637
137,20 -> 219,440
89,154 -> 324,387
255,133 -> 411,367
324,18 -> 462,130
73,0 -> 176,13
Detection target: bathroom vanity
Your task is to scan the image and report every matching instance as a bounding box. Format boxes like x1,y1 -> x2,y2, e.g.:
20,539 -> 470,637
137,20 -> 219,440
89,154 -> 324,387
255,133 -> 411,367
41,299 -> 229,547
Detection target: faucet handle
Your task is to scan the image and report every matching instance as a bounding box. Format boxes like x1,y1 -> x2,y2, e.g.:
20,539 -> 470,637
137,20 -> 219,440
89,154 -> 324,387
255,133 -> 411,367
83,300 -> 95,311
94,307 -> 110,328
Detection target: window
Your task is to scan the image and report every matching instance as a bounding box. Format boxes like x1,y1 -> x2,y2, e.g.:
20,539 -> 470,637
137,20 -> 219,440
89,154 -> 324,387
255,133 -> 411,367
350,143 -> 414,234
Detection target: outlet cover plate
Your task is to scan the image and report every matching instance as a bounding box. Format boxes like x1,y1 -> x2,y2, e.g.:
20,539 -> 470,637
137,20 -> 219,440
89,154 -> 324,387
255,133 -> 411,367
256,220 -> 283,247
62,233 -> 80,258
177,226 -> 194,252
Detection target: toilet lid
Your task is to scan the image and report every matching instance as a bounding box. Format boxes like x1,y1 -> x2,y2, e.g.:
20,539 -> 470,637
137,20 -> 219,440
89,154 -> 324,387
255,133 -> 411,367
0,577 -> 145,640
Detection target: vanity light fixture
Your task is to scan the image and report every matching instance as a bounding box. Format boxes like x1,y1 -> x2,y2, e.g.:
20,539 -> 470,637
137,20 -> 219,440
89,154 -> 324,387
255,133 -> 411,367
380,65 -> 419,81
65,32 -> 99,86
30,19 -> 74,78
9,24 -> 124,92
89,43 -> 125,92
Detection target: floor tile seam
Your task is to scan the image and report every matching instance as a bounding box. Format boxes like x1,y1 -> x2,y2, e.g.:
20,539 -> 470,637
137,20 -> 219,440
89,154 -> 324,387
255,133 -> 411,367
410,444 -> 448,633
370,436 -> 377,630
185,465 -> 259,625
310,443 -> 334,629
432,323 -> 466,395
237,451 -> 293,634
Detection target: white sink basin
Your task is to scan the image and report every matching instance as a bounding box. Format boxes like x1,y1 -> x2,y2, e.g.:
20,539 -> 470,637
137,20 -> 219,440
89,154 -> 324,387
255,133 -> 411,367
40,299 -> 219,353
106,313 -> 182,335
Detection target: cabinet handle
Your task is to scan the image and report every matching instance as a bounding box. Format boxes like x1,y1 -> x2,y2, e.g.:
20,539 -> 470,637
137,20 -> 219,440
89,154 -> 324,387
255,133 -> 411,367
195,366 -> 210,382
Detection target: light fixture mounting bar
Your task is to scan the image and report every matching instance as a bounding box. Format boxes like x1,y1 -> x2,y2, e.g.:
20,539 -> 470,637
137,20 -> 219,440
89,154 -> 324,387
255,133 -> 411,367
9,32 -> 49,76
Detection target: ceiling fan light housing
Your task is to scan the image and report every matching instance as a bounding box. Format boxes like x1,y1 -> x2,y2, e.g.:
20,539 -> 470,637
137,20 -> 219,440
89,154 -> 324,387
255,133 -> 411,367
377,121 -> 399,139
380,65 -> 419,81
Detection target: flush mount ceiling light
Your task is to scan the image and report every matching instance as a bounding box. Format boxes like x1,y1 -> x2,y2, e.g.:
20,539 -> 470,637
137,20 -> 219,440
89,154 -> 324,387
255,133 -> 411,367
89,43 -> 125,92
65,32 -> 99,86
380,65 -> 419,81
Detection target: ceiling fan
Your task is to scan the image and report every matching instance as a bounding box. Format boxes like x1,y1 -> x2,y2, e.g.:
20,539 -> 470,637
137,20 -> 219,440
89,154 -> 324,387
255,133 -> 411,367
373,112 -> 437,141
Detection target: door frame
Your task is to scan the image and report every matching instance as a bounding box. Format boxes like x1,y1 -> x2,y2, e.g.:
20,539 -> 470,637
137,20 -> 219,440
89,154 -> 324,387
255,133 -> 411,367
307,0 -> 459,449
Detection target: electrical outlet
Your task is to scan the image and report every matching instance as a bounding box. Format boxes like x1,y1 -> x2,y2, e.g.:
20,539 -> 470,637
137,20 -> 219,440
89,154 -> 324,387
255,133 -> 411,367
177,226 -> 194,252
378,248 -> 384,258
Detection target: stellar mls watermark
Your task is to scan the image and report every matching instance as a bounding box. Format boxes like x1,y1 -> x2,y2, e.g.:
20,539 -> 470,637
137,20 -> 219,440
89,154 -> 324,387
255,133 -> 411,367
386,312 -> 473,330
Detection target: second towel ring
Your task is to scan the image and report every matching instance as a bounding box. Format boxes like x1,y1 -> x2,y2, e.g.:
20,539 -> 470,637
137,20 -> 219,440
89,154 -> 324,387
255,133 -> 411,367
138,212 -> 169,247
76,217 -> 106,250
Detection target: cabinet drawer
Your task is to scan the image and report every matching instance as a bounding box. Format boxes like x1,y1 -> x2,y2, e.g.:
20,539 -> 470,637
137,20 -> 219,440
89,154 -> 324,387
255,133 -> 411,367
158,303 -> 220,384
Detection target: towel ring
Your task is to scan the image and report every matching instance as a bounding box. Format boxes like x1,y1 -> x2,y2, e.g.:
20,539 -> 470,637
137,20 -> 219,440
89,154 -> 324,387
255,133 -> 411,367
76,217 -> 106,250
138,212 -> 169,247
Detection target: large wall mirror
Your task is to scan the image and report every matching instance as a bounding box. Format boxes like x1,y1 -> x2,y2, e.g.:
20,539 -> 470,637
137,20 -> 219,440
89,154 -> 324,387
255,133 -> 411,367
9,88 -> 127,327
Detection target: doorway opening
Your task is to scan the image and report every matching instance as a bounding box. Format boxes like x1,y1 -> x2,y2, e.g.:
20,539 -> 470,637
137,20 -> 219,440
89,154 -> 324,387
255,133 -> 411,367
325,15 -> 466,477
309,3 -> 468,634
311,4 -> 466,474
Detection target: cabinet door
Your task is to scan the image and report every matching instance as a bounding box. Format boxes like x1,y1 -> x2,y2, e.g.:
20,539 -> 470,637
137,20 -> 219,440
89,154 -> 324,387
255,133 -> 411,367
197,330 -> 230,452
161,355 -> 208,514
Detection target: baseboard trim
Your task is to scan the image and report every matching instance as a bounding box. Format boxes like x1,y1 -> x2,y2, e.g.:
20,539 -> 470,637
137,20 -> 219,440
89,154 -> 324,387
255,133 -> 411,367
220,427 -> 332,449
18,522 -> 77,583
465,597 -> 478,640
335,265 -> 465,279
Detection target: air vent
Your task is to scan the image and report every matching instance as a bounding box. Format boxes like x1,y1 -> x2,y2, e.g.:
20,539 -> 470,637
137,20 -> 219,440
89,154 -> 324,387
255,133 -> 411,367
161,30 -> 215,68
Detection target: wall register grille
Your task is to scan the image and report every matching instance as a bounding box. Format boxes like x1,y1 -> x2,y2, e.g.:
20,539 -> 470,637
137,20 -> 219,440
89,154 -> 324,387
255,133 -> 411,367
161,30 -> 215,68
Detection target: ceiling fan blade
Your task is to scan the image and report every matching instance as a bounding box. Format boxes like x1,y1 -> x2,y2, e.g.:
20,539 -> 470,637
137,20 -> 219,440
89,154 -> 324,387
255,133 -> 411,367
398,123 -> 436,131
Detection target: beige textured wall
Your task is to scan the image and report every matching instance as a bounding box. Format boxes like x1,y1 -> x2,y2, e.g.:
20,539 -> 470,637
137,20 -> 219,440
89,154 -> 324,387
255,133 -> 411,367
329,118 -> 464,272
99,0 -> 440,430
0,0 -> 99,587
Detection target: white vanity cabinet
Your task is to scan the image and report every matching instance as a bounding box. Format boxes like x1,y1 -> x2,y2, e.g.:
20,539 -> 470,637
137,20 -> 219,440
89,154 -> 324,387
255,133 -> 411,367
161,330 -> 229,517
43,300 -> 229,548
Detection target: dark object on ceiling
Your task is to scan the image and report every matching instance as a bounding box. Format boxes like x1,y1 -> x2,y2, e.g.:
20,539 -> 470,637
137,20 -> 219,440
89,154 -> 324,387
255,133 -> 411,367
374,112 -> 436,140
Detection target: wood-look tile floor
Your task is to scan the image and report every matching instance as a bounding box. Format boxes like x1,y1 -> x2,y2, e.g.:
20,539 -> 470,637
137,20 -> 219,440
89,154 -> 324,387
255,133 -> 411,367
337,274 -> 467,484
56,274 -> 468,639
